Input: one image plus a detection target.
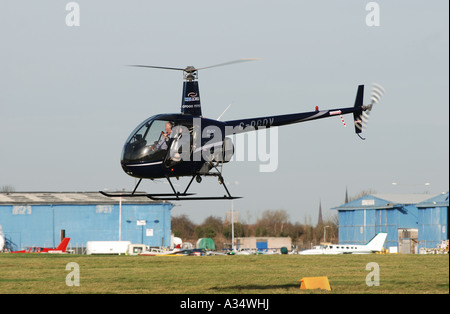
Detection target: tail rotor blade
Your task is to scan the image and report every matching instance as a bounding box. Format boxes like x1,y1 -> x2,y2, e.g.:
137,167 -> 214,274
355,115 -> 363,132
370,83 -> 385,105
359,83 -> 384,135
362,111 -> 371,130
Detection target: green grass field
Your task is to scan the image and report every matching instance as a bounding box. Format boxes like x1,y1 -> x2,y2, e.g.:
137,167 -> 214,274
0,254 -> 448,294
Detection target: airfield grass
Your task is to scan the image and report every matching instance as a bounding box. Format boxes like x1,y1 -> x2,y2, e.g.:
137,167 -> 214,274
0,254 -> 448,294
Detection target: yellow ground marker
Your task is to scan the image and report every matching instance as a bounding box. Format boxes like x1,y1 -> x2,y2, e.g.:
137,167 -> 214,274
300,276 -> 331,291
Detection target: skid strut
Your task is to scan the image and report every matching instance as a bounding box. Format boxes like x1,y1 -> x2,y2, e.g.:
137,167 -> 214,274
100,174 -> 240,201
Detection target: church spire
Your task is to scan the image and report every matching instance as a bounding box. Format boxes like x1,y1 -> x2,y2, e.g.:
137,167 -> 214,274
345,187 -> 349,204
317,200 -> 323,226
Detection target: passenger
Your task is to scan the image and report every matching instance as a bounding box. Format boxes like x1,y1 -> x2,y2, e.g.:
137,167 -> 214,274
153,122 -> 173,151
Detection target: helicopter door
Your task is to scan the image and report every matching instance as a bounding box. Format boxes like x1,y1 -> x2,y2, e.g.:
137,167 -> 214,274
222,137 -> 234,163
163,125 -> 190,168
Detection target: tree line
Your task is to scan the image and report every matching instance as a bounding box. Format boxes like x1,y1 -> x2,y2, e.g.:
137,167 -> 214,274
171,209 -> 338,250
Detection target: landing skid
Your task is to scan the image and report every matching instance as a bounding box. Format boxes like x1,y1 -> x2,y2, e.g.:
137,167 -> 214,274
149,195 -> 241,201
99,191 -> 196,198
99,174 -> 241,201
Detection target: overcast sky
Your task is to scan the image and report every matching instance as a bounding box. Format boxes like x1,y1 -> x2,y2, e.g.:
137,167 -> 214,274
1,1 -> 448,224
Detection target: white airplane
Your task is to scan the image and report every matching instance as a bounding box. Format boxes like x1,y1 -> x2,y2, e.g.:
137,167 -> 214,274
299,233 -> 388,255
138,244 -> 185,256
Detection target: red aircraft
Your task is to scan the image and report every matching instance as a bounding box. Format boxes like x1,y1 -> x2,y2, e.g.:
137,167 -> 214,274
11,238 -> 71,254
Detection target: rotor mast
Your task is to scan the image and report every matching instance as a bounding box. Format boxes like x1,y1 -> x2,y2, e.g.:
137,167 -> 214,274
183,66 -> 198,82
129,59 -> 261,117
181,66 -> 202,116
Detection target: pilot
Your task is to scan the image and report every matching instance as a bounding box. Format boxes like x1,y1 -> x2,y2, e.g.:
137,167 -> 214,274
154,122 -> 173,151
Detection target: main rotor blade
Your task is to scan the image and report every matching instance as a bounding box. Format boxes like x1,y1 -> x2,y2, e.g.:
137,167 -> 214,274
128,58 -> 261,73
196,58 -> 262,71
128,65 -> 185,71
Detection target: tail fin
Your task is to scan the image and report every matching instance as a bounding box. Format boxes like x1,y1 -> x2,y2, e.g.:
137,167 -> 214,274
365,233 -> 387,252
353,85 -> 365,135
56,238 -> 71,252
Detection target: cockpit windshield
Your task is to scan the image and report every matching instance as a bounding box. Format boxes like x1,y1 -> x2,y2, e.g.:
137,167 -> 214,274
121,118 -> 174,163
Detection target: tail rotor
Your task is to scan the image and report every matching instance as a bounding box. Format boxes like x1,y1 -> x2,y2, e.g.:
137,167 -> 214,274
355,83 -> 385,139
369,83 -> 385,109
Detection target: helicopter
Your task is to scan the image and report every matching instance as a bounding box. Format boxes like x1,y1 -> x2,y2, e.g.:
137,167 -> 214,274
100,59 -> 384,201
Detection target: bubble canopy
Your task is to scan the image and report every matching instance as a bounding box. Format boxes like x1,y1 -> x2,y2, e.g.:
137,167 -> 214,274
121,115 -> 180,165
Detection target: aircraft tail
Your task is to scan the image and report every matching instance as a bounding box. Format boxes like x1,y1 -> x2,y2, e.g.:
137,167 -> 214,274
353,83 -> 385,140
365,233 -> 387,252
353,85 -> 365,135
56,238 -> 71,252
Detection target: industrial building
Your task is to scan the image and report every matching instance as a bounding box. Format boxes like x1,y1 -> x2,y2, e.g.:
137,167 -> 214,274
332,192 -> 449,253
0,192 -> 173,253
235,237 -> 292,252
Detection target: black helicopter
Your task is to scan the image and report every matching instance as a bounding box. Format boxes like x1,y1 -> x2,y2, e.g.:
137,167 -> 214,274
100,59 -> 384,200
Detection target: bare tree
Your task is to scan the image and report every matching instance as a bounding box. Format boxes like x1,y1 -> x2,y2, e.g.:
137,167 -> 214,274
196,216 -> 224,239
1,185 -> 15,193
171,215 -> 195,239
255,209 -> 289,237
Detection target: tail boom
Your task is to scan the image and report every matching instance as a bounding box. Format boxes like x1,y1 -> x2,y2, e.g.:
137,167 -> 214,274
225,85 -> 366,135
224,106 -> 362,135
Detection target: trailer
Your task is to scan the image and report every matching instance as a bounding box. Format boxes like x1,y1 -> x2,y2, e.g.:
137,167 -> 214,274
127,243 -> 149,255
86,241 -> 131,255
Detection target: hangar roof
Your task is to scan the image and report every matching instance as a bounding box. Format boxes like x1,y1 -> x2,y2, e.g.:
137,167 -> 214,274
0,192 -> 169,206
370,194 -> 438,204
332,192 -> 448,211
416,191 -> 449,208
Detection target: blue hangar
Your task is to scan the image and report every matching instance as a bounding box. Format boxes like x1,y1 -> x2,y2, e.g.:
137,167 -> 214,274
332,192 -> 449,253
0,192 -> 173,252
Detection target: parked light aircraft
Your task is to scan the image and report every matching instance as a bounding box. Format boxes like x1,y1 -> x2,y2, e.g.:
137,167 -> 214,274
0,227 -> 4,252
299,233 -> 387,255
138,243 -> 185,256
11,238 -> 71,254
